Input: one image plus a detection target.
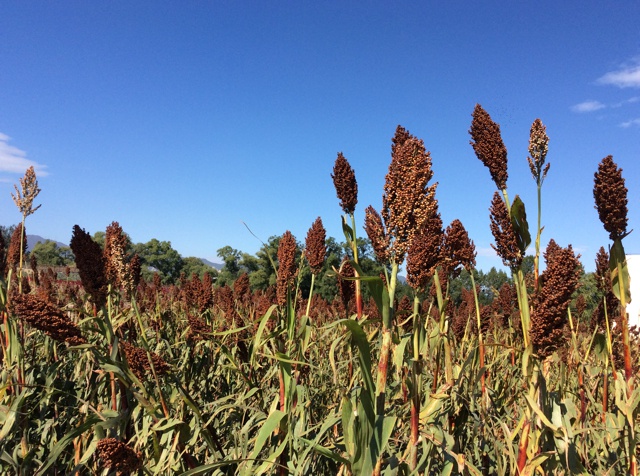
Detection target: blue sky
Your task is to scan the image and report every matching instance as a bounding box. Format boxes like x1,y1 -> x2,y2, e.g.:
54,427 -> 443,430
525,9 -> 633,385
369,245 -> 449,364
0,2 -> 639,272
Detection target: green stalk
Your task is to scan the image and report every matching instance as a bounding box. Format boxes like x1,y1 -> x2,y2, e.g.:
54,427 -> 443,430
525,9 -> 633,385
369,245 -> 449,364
615,255 -> 636,476
432,269 -> 452,385
372,260 -> 398,476
410,294 -> 422,471
533,181 -> 542,292
305,273 -> 316,319
470,271 -> 486,398
350,213 -> 363,319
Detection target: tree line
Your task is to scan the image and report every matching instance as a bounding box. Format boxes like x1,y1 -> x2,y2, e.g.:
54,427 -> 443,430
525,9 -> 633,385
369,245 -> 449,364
0,225 -> 601,315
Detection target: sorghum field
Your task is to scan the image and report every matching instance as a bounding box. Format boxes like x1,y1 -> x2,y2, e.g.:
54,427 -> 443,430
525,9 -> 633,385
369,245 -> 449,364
1,105 -> 637,475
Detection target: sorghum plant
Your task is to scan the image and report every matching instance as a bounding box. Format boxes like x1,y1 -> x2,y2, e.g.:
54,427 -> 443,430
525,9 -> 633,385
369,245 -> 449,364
10,166 -> 41,289
304,217 -> 326,318
10,292 -> 86,346
529,240 -> 581,359
332,152 -> 363,317
70,225 -> 108,311
527,119 -> 550,290
593,154 -> 636,475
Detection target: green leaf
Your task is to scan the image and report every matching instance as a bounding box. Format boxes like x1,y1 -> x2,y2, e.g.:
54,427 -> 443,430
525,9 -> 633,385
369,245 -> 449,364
510,195 -> 531,254
610,239 -> 631,304
342,216 -> 355,244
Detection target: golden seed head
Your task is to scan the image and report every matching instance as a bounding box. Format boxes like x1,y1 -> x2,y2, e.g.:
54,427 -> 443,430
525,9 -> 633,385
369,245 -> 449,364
11,166 -> 42,218
382,125 -> 438,264
527,118 -> 550,183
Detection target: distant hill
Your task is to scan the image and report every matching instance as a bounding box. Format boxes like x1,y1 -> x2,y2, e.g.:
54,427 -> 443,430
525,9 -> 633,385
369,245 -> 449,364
200,258 -> 224,271
27,235 -> 68,250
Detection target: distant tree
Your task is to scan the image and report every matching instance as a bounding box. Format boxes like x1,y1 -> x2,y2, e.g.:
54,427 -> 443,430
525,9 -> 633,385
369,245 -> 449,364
92,231 -> 106,249
133,239 -> 183,284
521,255 -> 535,276
1,225 -> 16,244
573,268 -> 603,325
249,236 -> 282,291
182,256 -> 217,280
449,266 -> 511,306
30,240 -> 74,267
216,246 -> 243,287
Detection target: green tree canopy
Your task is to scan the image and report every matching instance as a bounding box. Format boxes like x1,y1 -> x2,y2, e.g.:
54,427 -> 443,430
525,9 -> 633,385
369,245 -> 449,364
182,256 -> 218,280
30,240 -> 74,267
133,239 -> 183,284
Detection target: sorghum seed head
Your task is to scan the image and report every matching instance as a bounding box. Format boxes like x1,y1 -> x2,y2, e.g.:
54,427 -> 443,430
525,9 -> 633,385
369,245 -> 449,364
527,118 -> 550,183
332,152 -> 358,215
364,205 -> 390,264
593,155 -> 628,241
382,125 -> 438,264
406,207 -> 444,291
104,221 -> 134,292
305,217 -> 326,275
276,231 -> 298,306
70,225 -> 108,309
338,256 -> 356,313
442,219 -> 476,277
10,293 -> 86,345
96,438 -> 142,473
489,192 -> 522,269
529,240 -> 581,359
11,166 -> 41,218
6,223 -> 25,273
469,104 -> 508,190
120,340 -> 170,381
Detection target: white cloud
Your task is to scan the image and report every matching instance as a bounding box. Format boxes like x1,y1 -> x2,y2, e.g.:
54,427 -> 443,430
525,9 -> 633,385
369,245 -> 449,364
612,96 -> 640,107
476,246 -> 497,258
620,118 -> 640,128
598,60 -> 640,88
0,133 -> 48,176
571,100 -> 606,113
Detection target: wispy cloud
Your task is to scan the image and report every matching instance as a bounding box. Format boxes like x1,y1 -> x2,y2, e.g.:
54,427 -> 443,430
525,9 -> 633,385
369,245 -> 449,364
598,59 -> 640,88
0,133 -> 48,176
620,118 -> 640,128
571,100 -> 606,113
476,246 -> 497,258
612,96 -> 640,107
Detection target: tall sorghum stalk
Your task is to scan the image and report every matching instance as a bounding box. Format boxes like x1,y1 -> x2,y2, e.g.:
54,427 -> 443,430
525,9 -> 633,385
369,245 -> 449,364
275,230 -> 299,476
332,152 -> 363,318
471,105 -> 542,474
527,119 -> 550,292
11,166 -> 41,293
363,125 -> 438,475
593,154 -> 635,475
405,207 -> 444,471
